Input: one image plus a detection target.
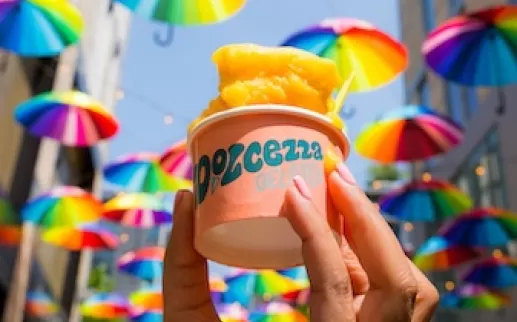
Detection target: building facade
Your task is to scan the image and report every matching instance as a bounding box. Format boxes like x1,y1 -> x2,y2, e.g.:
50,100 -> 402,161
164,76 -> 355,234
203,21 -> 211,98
400,0 -> 517,321
0,0 -> 132,321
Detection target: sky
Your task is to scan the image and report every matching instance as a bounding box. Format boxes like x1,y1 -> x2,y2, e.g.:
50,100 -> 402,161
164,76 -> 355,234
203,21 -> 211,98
111,0 -> 404,275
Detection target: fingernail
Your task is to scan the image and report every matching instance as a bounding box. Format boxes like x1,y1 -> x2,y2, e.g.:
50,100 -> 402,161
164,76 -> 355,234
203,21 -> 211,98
174,190 -> 186,209
324,148 -> 343,175
293,175 -> 312,200
336,163 -> 357,185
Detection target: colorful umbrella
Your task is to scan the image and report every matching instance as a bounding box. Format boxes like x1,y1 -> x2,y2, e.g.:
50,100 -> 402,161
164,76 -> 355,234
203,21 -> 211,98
0,193 -> 21,246
0,0 -> 84,57
281,17 -> 407,92
379,179 -> 473,222
355,105 -> 464,163
130,308 -> 163,322
462,255 -> 517,289
80,293 -> 130,319
21,186 -> 102,229
440,208 -> 517,247
130,288 -> 163,311
42,223 -> 119,251
103,193 -> 172,228
104,152 -> 192,193
117,246 -> 165,282
210,275 -> 228,303
250,302 -> 308,322
14,91 -> 119,147
115,0 -> 246,25
216,303 -> 248,322
413,236 -> 481,271
423,5 -> 517,87
25,291 -> 59,317
440,285 -> 510,310
159,139 -> 193,181
281,287 -> 309,306
277,267 -> 308,287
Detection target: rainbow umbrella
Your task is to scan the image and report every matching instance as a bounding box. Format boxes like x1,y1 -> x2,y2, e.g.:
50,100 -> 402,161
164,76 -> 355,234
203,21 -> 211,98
423,5 -> 517,87
379,179 -> 473,222
440,208 -> 517,247
130,288 -> 162,311
104,152 -> 192,193
159,139 -> 193,181
14,91 -> 119,147
103,193 -> 172,228
223,270 -> 303,306
42,223 -> 119,251
117,246 -> 165,282
115,0 -> 246,25
210,275 -> 228,303
277,267 -> 308,289
462,255 -> 517,289
355,105 -> 464,163
0,193 -> 21,246
217,303 -> 248,322
250,302 -> 308,322
25,291 -> 59,318
0,0 -> 84,57
440,285 -> 510,310
80,293 -> 130,319
130,308 -> 162,322
281,17 -> 407,92
21,186 -> 101,229
413,236 -> 481,272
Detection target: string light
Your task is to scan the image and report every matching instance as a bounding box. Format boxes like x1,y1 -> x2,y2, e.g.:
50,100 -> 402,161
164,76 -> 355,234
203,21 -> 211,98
120,233 -> 129,243
115,89 -> 124,100
475,165 -> 486,176
422,172 -> 432,182
492,249 -> 503,258
403,222 -> 414,232
164,114 -> 174,125
445,281 -> 455,291
372,180 -> 382,190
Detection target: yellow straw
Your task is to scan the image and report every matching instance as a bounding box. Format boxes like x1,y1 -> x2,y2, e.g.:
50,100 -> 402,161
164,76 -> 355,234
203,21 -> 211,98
333,71 -> 356,114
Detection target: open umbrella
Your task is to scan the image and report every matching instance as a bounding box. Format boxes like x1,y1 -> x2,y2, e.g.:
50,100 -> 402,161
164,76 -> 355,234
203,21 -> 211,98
439,208 -> 517,247
0,0 -> 84,57
412,236 -> 481,272
277,267 -> 308,287
25,291 -> 59,318
379,179 -> 473,222
115,0 -> 246,25
104,152 -> 192,193
216,303 -> 248,322
130,308 -> 162,322
159,139 -> 193,181
250,301 -> 308,322
210,275 -> 228,303
80,293 -> 130,319
440,284 -> 510,310
463,255 -> 517,289
21,186 -> 101,229
117,246 -> 165,282
282,17 -> 407,92
0,193 -> 21,246
14,91 -> 119,147
42,223 -> 119,251
103,193 -> 172,228
355,105 -> 463,163
130,288 -> 162,311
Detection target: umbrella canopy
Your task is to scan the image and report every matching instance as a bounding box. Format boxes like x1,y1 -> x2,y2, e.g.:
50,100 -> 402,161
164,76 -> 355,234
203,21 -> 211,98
216,303 -> 249,322
21,186 -> 102,229
104,152 -> 192,193
440,285 -> 510,310
159,139 -> 193,181
103,193 -> 172,228
115,0 -> 246,25
463,255 -> 517,289
210,275 -> 228,303
423,5 -> 517,87
25,291 -> 59,318
281,17 -> 407,92
355,105 -> 463,163
0,193 -> 21,246
42,223 -> 119,251
14,91 -> 119,147
130,308 -> 163,322
0,0 -> 84,57
130,288 -> 163,311
117,246 -> 165,282
413,236 -> 481,272
277,267 -> 308,287
80,293 -> 130,319
250,301 -> 308,322
439,208 -> 517,247
379,179 -> 473,222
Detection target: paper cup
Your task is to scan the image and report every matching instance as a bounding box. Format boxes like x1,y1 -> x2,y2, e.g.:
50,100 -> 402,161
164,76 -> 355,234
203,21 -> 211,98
188,104 -> 349,269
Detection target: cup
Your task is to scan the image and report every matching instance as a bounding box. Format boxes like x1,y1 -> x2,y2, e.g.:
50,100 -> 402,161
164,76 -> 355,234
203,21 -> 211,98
188,104 -> 349,269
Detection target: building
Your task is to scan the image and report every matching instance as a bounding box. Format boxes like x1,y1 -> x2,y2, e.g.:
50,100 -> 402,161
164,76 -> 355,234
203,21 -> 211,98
399,0 -> 517,321
0,1 -> 132,321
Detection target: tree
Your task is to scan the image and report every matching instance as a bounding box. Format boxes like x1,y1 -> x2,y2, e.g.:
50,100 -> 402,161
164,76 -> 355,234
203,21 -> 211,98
367,164 -> 402,184
87,263 -> 115,293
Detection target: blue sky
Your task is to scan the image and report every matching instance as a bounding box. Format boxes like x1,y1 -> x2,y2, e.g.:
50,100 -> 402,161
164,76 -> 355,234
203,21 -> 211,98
111,0 -> 404,274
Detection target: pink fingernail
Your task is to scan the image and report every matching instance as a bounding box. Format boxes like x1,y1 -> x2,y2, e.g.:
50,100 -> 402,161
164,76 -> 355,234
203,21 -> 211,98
293,175 -> 312,200
336,163 -> 357,185
174,190 -> 185,209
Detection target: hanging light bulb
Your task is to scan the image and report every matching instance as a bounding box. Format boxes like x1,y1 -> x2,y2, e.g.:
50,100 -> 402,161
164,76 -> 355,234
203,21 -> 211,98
445,281 -> 455,291
115,89 -> 124,100
372,180 -> 382,190
492,249 -> 503,258
422,172 -> 432,182
164,114 -> 173,125
120,233 -> 129,243
403,222 -> 414,232
475,165 -> 486,176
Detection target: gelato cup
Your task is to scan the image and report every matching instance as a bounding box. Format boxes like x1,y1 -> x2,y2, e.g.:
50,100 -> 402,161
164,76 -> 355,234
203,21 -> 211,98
188,104 -> 349,269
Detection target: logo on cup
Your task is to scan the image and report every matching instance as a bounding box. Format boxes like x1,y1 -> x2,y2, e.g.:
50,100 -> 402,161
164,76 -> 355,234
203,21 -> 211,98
193,139 -> 323,205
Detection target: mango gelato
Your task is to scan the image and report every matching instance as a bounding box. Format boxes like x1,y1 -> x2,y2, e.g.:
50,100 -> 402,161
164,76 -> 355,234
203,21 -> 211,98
189,44 -> 347,131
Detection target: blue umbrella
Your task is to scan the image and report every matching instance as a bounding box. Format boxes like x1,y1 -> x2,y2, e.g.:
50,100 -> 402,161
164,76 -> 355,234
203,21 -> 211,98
462,255 -> 517,289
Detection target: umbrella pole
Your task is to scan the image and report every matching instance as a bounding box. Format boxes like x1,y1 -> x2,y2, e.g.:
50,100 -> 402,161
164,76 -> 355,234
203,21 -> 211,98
67,250 -> 93,322
497,88 -> 506,115
2,222 -> 36,322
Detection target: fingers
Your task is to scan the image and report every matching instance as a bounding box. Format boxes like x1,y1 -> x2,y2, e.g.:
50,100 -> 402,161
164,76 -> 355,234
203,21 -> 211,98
283,176 -> 355,322
407,260 -> 438,322
340,235 -> 369,295
163,190 -> 217,317
328,165 -> 417,312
